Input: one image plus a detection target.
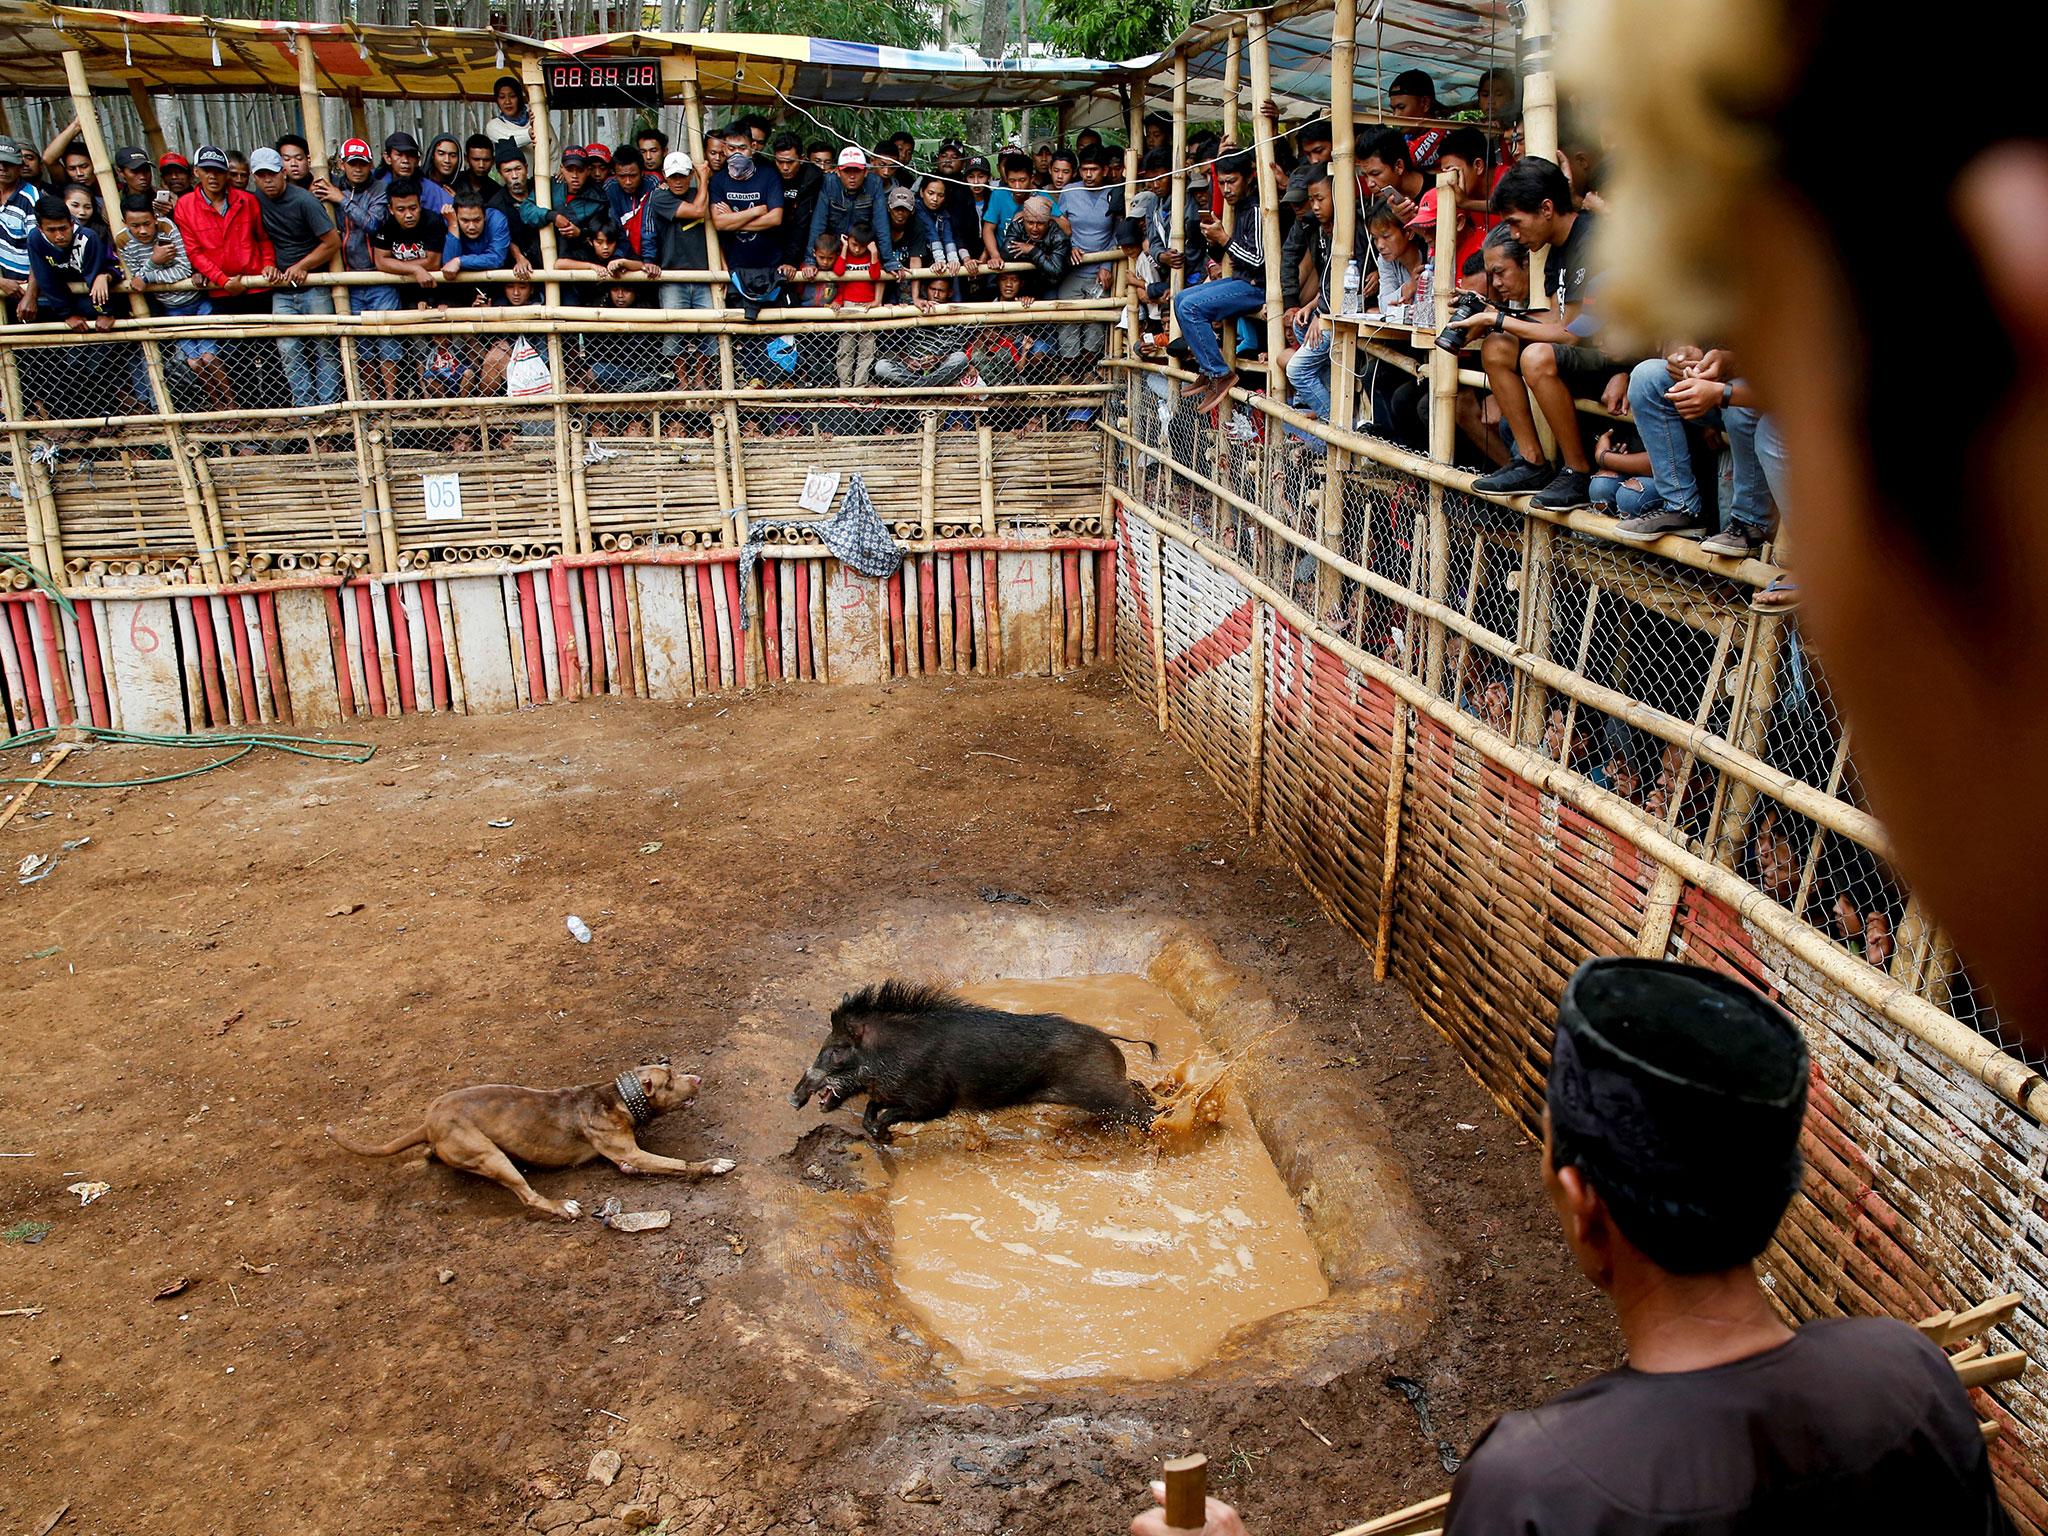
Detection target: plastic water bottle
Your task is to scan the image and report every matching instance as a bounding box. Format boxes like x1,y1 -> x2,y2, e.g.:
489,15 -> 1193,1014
1415,261 -> 1434,327
566,915 -> 592,944
1341,260 -> 1361,318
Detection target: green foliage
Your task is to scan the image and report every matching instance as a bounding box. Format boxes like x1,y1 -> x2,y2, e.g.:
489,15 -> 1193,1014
1040,0 -> 1189,63
725,0 -> 971,150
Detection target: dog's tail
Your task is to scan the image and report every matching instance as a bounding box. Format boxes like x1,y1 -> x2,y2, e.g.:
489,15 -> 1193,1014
1104,1033 -> 1160,1058
325,1123 -> 429,1158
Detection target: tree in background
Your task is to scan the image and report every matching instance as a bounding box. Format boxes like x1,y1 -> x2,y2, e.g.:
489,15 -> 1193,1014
1041,0 -> 1191,63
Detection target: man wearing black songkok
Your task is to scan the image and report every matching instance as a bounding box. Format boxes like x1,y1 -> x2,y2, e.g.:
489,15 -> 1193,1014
1133,958 -> 2013,1536
1443,958 -> 2013,1534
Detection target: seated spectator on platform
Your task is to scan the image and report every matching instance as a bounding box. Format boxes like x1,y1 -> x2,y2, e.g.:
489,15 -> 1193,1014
1436,156 -> 1607,510
1385,68 -> 1446,167
1407,186 -> 1484,280
806,146 -> 900,275
475,276 -> 540,395
708,124 -> 785,319
21,192 -> 115,329
1136,959 -> 2016,1536
1588,421 -> 1654,515
580,282 -> 665,396
873,288 -> 972,388
1364,193 -> 1425,312
646,150 -> 713,389
1172,152 -> 1267,413
1000,193 -> 1069,303
1610,346 -> 1777,558
1359,127 -> 1428,226
175,144 -> 273,308
483,75 -> 533,155
439,189 -> 512,296
418,327 -> 474,398
1437,125 -> 1502,229
117,192 -> 236,411
312,137 -> 404,400
1281,167 -> 1336,444
249,146 -> 343,407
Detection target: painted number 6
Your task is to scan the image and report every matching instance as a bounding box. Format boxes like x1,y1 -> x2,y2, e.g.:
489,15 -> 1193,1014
129,605 -> 161,654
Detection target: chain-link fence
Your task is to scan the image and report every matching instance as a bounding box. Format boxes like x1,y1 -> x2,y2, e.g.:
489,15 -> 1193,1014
1108,361 -> 2016,1067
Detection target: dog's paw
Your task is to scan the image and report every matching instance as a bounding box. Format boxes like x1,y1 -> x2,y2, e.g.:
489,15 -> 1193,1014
559,1199 -> 583,1220
708,1158 -> 737,1176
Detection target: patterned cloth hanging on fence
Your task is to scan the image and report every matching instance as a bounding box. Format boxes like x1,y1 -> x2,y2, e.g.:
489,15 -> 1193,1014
736,472 -> 901,627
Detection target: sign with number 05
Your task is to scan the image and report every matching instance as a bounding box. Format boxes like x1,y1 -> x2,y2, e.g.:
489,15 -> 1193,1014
422,471 -> 463,523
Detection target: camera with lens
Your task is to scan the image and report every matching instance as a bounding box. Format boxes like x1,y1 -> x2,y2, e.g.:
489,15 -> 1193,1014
1434,289 -> 1492,352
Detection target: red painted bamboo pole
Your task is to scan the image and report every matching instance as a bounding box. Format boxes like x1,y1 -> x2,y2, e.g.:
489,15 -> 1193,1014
1063,551 -> 1083,671
952,552 -> 971,670
418,584 -> 449,713
580,565 -> 607,695
385,586 -> 417,714
694,564 -> 721,685
352,584 -> 387,717
982,553 -> 1002,675
7,601 -> 46,729
70,597 -> 110,728
920,555 -> 938,672
226,595 -> 261,723
30,594 -> 74,726
1096,547 -> 1116,660
607,565 -> 633,697
546,560 -> 580,700
191,595 -> 227,726
256,590 -> 293,724
322,586 -> 356,718
516,573 -> 547,704
761,556 -> 782,682
793,561 -> 812,680
721,560 -> 746,688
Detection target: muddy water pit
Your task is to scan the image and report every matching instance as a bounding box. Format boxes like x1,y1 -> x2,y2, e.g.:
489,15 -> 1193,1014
781,914 -> 1437,1397
887,976 -> 1330,1385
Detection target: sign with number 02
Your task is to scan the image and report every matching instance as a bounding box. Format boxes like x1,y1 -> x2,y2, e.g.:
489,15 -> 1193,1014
422,471 -> 463,524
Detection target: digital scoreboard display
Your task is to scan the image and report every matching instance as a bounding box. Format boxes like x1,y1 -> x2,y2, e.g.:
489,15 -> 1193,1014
543,58 -> 663,109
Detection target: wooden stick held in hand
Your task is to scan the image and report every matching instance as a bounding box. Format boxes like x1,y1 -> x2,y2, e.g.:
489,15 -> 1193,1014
1164,1454 -> 1209,1531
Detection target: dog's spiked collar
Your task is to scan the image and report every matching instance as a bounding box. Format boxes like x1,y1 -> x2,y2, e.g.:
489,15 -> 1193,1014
615,1071 -> 655,1128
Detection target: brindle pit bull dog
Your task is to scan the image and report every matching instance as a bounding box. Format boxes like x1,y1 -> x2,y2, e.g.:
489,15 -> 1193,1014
327,1061 -> 735,1219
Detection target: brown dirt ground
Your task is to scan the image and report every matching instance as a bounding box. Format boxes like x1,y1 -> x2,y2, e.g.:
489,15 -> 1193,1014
0,671 -> 1614,1536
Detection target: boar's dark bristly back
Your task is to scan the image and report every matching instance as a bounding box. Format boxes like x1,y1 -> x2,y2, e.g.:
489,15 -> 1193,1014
835,979 -> 963,1018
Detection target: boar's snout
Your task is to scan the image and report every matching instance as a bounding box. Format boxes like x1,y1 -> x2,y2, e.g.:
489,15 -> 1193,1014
791,1067 -> 826,1108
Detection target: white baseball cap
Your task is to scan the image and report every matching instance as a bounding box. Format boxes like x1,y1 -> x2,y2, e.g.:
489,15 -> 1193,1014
663,151 -> 694,178
836,145 -> 867,169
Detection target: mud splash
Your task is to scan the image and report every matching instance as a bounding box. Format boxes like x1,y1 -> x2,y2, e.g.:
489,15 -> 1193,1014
882,975 -> 1329,1386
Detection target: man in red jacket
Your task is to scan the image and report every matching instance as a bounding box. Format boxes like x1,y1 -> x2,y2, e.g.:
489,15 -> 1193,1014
173,144 -> 272,311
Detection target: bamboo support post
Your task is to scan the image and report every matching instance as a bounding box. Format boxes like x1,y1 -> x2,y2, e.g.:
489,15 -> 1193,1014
66,49 -> 218,583
1518,0 -> 1558,304
919,411 -> 938,540
298,38 -> 350,317
1246,600 -> 1266,830
1219,29 -> 1242,148
1634,862 -> 1687,959
1709,613 -> 1786,863
522,58 -> 563,306
1248,16 -> 1286,377
127,80 -> 166,162
347,93 -> 369,145
1317,0 -> 1360,616
0,349 -> 56,582
1167,57 -> 1189,349
1123,86 -> 1145,359
1148,526 -> 1168,731
1372,701 -> 1408,979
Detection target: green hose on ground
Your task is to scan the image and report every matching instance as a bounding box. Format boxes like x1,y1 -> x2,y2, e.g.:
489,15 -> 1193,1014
0,725 -> 376,789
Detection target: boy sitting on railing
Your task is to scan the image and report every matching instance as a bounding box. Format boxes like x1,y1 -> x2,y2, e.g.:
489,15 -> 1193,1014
830,224 -> 884,387
971,269 -> 1054,431
116,192 -> 236,413
873,279 -> 972,390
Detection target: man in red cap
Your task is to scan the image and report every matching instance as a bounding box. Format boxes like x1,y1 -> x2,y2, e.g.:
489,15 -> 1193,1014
1405,187 -> 1483,284
158,151 -> 194,201
583,143 -> 612,188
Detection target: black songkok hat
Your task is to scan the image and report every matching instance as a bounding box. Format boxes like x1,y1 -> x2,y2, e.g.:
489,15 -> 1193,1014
1548,958 -> 1809,1274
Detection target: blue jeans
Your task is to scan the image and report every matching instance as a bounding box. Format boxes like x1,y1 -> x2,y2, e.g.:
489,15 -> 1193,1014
273,286 -> 343,406
1285,318 -> 1333,427
351,282 -> 406,363
1754,411 -> 1790,514
1626,358 -> 1774,534
659,279 -> 714,358
1172,277 -> 1265,379
1590,473 -> 1656,517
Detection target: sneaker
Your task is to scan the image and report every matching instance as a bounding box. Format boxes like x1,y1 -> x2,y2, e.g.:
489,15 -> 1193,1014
1472,456 -> 1557,496
1699,525 -> 1767,559
1529,468 -> 1595,511
1610,505 -> 1708,544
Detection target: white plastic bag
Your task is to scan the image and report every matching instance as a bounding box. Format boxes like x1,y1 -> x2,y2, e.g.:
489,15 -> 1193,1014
505,337 -> 552,397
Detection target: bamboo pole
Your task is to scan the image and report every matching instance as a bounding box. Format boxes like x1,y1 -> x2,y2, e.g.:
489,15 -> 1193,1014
1123,85 -> 1144,359
919,410 -> 938,541
127,80 -> 166,163
65,49 -> 220,584
1168,56 -> 1189,348
1318,0 -> 1360,618
522,58 -> 563,306
298,38 -> 351,318
1114,487 -> 2048,1121
1248,16 -> 1286,376
1219,25 -> 1243,149
1246,599 -> 1266,831
1372,702 -> 1408,979
1518,0 -> 1558,305
347,93 -> 368,146
0,350 -> 55,582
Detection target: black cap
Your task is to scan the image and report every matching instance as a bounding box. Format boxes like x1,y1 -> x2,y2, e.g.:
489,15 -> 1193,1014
1387,68 -> 1436,98
493,139 -> 527,165
966,156 -> 990,173
384,131 -> 421,154
113,146 -> 149,171
1549,958 -> 1808,1274
559,148 -> 589,168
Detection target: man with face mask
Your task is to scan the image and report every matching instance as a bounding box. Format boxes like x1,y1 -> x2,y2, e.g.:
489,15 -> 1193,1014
708,124 -> 785,319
